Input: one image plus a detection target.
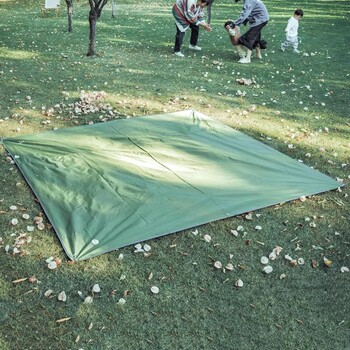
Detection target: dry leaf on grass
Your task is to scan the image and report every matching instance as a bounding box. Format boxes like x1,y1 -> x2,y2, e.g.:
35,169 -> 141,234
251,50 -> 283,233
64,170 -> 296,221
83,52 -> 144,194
150,286 -> 159,294
260,256 -> 269,264
118,298 -> 126,305
58,291 -> 67,302
214,261 -> 222,269
84,296 -> 93,304
235,279 -> 243,287
263,266 -> 273,274
56,317 -> 71,323
92,284 -> 101,293
12,277 -> 28,284
44,290 -> 54,297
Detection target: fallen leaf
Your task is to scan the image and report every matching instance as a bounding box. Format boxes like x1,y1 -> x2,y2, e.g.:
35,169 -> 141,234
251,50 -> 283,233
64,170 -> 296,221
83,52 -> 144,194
92,284 -> 101,293
214,261 -> 222,269
263,265 -> 273,274
143,244 -> 151,252
225,263 -> 234,271
84,296 -> 93,304
260,256 -> 269,264
44,290 -> 54,297
56,317 -> 71,323
12,277 -> 28,284
150,286 -> 159,294
311,259 -> 318,268
58,291 -> 67,302
230,229 -> 239,237
235,279 -> 243,287
203,234 -> 211,242
323,257 -> 332,267
48,261 -> 57,270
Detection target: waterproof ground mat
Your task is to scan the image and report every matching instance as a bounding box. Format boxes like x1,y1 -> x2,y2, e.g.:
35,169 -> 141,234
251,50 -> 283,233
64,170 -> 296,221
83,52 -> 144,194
1,110 -> 342,260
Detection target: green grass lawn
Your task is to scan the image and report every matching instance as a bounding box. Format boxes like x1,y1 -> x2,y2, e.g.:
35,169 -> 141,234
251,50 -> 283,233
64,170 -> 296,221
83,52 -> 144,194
0,0 -> 349,349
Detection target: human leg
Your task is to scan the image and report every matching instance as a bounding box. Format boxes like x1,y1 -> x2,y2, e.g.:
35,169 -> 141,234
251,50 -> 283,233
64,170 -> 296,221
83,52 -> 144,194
255,44 -> 262,59
236,45 -> 246,58
238,22 -> 267,63
291,36 -> 300,53
238,49 -> 252,63
189,23 -> 199,46
282,36 -> 292,51
253,33 -> 262,58
174,25 -> 185,53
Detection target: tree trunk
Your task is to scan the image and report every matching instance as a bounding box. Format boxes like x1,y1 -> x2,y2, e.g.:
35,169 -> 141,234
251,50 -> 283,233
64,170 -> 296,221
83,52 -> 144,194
111,0 -> 116,18
87,0 -> 109,57
206,0 -> 214,25
87,9 -> 98,56
65,0 -> 73,32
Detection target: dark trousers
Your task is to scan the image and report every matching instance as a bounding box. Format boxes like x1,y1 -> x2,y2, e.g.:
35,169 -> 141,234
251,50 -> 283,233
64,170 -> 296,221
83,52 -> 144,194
239,21 -> 268,50
174,24 -> 199,52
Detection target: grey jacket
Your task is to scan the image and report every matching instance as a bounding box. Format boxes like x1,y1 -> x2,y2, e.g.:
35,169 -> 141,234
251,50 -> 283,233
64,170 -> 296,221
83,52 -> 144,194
234,0 -> 269,27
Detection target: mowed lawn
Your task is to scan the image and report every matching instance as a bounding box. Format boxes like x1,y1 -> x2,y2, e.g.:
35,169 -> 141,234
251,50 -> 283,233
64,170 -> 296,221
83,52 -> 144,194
0,0 -> 349,349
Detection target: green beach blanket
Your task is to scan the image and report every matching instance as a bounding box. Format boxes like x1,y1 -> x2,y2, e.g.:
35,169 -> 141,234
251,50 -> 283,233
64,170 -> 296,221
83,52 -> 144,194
1,110 -> 341,260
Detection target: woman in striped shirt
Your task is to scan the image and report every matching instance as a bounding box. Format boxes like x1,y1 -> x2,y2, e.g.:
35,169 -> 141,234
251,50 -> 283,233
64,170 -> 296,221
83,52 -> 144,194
172,0 -> 212,57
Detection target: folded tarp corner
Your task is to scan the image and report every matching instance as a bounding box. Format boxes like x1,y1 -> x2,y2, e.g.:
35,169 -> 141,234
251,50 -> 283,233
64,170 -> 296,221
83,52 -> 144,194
2,110 -> 342,260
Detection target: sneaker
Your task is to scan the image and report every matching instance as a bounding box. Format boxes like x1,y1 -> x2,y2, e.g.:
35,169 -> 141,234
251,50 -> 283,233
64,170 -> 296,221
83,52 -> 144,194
238,57 -> 251,64
174,51 -> 184,57
280,43 -> 285,52
189,44 -> 201,51
293,49 -> 300,54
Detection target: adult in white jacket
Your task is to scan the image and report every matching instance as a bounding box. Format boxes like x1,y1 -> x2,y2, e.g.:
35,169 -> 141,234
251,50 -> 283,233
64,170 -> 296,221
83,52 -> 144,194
281,9 -> 304,54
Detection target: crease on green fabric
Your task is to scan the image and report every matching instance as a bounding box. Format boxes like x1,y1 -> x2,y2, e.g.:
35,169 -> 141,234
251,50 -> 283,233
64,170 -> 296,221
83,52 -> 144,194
78,153 -> 149,225
108,126 -> 210,197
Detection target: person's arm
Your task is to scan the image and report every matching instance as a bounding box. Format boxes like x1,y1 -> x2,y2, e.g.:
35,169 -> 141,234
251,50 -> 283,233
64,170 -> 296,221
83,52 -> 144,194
182,0 -> 200,23
285,18 -> 294,36
233,0 -> 252,26
199,21 -> 212,31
